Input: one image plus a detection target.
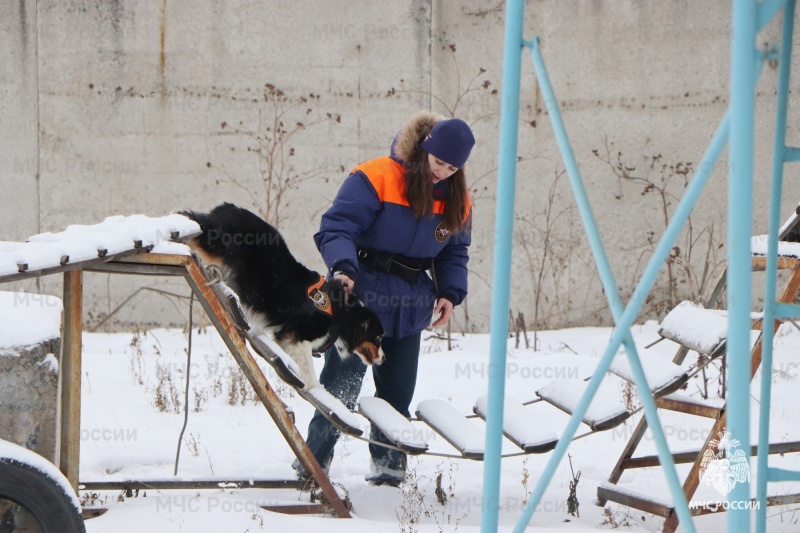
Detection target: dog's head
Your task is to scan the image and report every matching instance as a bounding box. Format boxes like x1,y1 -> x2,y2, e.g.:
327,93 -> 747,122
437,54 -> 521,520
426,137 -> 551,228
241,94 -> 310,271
331,287 -> 384,366
347,304 -> 385,366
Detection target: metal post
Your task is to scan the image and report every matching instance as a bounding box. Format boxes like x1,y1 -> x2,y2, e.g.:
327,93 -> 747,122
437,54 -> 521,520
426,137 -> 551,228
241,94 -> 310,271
727,1 -> 758,531
757,2 -> 796,531
59,270 -> 83,492
481,0 -> 524,530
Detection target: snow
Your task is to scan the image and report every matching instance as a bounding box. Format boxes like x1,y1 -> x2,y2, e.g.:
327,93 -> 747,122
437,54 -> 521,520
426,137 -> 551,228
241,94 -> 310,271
0,438 -> 82,514
307,386 -> 364,433
0,317 -> 798,532
0,213 -> 200,280
0,291 -> 62,353
658,301 -> 729,355
416,399 -> 485,457
608,349 -> 687,393
474,394 -> 558,451
358,396 -> 428,450
536,378 -> 628,429
752,234 -> 800,258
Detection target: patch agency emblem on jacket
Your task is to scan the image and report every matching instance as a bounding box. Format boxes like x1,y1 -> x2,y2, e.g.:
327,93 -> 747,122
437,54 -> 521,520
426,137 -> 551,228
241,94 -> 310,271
434,221 -> 450,243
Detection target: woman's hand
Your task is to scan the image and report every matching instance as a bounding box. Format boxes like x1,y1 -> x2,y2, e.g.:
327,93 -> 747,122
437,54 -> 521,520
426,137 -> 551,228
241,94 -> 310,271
431,297 -> 454,328
333,271 -> 355,293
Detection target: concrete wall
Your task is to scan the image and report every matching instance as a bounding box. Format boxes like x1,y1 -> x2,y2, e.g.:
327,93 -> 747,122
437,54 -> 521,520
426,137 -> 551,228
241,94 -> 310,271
2,1 -> 799,334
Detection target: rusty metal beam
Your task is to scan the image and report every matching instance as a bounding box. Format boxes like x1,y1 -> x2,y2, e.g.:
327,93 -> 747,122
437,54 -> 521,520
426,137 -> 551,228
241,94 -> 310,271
182,260 -> 351,518
115,253 -> 193,267
80,479 -> 306,491
59,270 -> 82,492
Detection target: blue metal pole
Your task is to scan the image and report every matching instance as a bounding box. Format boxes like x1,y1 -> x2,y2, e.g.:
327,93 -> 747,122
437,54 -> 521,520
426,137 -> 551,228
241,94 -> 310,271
756,2 -> 795,531
728,1 -> 758,531
515,37 -> 733,533
481,0 -> 524,530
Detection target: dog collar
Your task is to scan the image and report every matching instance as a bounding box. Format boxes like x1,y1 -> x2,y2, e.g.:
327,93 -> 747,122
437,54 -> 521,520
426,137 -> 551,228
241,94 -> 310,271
307,275 -> 333,317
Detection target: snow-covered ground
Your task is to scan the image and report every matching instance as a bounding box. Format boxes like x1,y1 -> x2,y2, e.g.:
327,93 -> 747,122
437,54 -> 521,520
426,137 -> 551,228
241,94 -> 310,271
62,319 -> 800,532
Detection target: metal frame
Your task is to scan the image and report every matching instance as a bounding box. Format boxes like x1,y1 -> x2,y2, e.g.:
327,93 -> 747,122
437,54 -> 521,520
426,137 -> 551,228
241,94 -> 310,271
483,2 -> 799,532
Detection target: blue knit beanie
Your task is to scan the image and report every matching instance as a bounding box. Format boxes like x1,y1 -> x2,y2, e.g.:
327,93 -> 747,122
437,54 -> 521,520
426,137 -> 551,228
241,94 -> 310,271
420,118 -> 476,168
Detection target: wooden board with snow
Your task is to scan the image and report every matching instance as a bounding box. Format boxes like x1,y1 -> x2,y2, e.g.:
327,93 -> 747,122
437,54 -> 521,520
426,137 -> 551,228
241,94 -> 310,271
358,397 -> 428,454
657,300 -> 728,356
415,399 -> 485,459
536,378 -> 630,432
473,394 -> 558,453
0,213 -> 200,282
608,350 -> 688,397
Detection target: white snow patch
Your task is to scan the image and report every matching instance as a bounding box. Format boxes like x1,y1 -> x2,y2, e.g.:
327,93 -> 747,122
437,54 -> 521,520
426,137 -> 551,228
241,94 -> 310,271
0,291 -> 62,352
0,438 -> 81,513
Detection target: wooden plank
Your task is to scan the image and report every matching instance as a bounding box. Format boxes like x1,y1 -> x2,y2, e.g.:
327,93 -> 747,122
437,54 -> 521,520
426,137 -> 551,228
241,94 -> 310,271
87,261 -> 187,276
536,379 -> 630,432
751,256 -> 799,270
596,484 -> 673,518
359,397 -> 428,455
182,261 -> 351,518
59,270 -> 82,493
622,440 -> 800,470
261,503 -> 333,515
655,396 -> 724,419
416,399 -> 484,460
474,395 -> 558,453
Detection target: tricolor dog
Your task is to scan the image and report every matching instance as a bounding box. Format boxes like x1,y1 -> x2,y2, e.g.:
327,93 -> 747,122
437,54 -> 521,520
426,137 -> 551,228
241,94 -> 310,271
180,202 -> 385,389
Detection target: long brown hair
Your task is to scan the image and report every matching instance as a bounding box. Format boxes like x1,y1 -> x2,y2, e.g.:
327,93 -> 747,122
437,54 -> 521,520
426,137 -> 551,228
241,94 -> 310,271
404,148 -> 469,234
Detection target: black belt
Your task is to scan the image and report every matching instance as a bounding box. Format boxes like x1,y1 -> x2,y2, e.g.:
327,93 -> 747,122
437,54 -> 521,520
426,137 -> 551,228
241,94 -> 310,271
357,247 -> 433,283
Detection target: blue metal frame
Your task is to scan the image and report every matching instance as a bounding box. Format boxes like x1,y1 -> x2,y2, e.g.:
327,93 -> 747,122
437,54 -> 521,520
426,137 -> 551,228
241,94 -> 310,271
757,1 -> 797,532
480,1 -> 524,530
483,2 -> 798,532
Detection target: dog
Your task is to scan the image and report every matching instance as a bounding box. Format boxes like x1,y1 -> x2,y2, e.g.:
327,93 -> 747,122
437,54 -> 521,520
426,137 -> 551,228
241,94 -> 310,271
179,202 -> 385,389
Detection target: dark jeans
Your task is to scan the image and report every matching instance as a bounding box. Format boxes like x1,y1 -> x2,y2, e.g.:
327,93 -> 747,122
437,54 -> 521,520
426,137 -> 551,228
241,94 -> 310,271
303,333 -> 421,477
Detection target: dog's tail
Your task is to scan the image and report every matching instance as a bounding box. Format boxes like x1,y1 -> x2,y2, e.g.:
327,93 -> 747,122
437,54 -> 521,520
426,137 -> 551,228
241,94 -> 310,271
176,207 -> 229,259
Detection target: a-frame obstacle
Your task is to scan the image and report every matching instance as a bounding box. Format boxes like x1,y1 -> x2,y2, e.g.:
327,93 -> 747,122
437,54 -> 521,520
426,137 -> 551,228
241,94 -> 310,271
0,214 -> 351,518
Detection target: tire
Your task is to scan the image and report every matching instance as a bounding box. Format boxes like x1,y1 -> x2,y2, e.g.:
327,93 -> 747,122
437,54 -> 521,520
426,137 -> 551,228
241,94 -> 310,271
0,451 -> 85,533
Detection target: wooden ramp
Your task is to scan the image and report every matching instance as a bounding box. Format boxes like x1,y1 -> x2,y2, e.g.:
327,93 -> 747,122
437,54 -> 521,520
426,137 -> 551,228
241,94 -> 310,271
0,214 -> 352,519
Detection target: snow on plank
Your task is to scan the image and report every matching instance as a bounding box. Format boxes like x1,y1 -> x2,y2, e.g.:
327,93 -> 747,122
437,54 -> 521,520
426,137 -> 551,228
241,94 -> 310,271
359,397 -> 428,455
305,387 -> 363,437
473,394 -> 558,454
416,399 -> 484,459
93,213 -> 201,247
26,213 -> 201,258
751,234 -> 800,258
597,481 -> 675,518
536,379 -> 629,432
609,351 -> 688,398
247,334 -> 305,390
0,241 -> 69,272
658,301 -> 727,356
0,255 -> 18,277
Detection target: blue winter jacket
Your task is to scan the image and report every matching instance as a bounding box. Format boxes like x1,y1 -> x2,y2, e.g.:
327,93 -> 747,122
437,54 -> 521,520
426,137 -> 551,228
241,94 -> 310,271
314,151 -> 472,339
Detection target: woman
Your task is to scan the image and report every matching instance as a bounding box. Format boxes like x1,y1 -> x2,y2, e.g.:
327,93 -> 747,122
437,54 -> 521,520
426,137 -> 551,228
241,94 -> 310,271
295,111 -> 475,487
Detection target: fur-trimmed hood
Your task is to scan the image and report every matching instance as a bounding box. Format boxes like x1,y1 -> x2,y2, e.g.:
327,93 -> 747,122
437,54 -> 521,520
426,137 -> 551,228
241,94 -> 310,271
391,111 -> 445,163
